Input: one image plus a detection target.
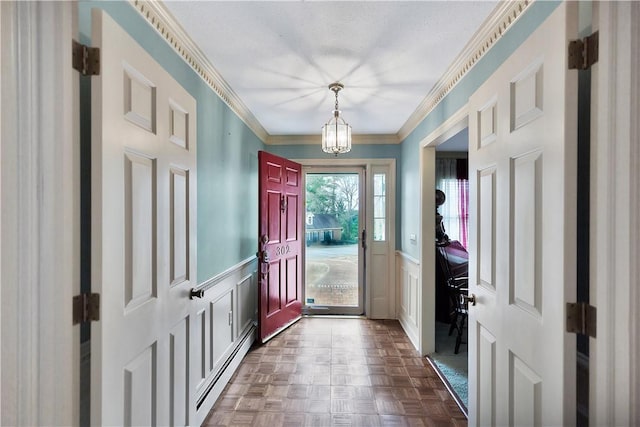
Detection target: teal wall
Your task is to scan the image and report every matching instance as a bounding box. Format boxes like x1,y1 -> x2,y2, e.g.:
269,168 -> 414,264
398,1 -> 561,259
79,1 -> 264,284
78,0 -> 562,277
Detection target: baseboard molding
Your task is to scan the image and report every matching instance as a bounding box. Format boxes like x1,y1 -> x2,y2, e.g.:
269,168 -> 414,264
399,313 -> 420,351
194,325 -> 256,425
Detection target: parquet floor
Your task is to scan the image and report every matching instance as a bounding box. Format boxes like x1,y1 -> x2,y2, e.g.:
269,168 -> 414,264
203,317 -> 466,426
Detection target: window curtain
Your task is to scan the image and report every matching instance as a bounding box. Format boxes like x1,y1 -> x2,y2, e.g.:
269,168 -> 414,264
435,158 -> 469,249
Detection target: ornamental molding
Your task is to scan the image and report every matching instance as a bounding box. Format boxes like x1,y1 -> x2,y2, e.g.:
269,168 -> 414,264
131,0 -> 532,145
398,0 -> 532,141
130,0 -> 269,142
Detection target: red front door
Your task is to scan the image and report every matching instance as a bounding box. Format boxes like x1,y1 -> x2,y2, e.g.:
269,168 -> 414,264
258,151 -> 303,342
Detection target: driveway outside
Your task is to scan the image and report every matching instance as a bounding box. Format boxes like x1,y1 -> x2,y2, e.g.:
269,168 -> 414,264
305,244 -> 359,306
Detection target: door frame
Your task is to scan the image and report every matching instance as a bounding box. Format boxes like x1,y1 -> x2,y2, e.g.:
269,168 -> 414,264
0,2 -> 79,425
418,106 -> 469,356
294,158 -> 396,318
591,2 -> 640,424
302,166 -> 365,316
416,2 -> 640,421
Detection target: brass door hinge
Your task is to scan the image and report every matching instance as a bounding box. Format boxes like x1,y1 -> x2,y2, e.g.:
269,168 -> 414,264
73,293 -> 100,325
568,31 -> 599,70
72,40 -> 100,76
566,302 -> 596,338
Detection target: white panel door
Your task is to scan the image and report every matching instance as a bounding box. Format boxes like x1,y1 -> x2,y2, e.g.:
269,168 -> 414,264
91,9 -> 197,426
467,3 -> 578,426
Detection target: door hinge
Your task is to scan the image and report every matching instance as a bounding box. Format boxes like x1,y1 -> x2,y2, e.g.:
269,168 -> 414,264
72,40 -> 100,76
568,31 -> 599,70
566,302 -> 596,338
73,293 -> 100,325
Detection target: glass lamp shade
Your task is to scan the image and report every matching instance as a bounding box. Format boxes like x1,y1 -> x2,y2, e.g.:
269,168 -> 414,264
321,111 -> 352,155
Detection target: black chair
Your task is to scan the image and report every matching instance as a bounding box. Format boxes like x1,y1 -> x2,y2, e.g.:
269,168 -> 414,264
436,243 -> 468,354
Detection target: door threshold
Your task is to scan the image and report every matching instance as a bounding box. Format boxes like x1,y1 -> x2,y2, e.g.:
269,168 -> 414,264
425,355 -> 468,418
302,314 -> 367,319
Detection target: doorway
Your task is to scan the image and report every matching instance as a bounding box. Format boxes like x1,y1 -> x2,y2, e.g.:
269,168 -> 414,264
303,168 -> 365,315
429,128 -> 470,413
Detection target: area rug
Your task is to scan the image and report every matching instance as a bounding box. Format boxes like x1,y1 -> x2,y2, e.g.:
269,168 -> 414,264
428,321 -> 468,411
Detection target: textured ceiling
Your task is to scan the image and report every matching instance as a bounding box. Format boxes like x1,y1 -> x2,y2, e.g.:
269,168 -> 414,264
163,1 -> 497,137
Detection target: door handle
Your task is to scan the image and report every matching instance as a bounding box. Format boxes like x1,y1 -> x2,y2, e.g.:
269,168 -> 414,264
257,234 -> 270,264
190,288 -> 205,299
461,293 -> 476,306
256,250 -> 270,264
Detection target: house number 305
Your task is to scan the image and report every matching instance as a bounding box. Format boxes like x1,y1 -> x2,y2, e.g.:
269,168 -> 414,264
275,245 -> 291,256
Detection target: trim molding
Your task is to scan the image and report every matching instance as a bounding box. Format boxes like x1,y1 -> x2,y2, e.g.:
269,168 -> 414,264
591,2 -> 639,424
1,3 -> 78,425
196,255 -> 257,293
398,0 -> 532,140
266,133 -> 399,146
395,250 -> 420,266
130,0 -> 532,146
129,0 -> 268,142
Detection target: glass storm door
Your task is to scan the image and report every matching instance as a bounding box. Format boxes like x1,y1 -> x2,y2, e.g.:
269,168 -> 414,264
303,168 -> 364,315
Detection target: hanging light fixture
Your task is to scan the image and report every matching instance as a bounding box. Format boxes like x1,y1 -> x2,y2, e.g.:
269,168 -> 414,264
321,82 -> 352,155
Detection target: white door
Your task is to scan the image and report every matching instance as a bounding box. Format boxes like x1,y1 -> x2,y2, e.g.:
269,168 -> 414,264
467,2 -> 578,426
91,9 -> 197,426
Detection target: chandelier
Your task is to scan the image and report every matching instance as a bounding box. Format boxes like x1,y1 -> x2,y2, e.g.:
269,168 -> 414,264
321,82 -> 352,155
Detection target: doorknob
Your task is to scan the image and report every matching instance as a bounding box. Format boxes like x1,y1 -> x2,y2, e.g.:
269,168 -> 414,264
190,288 -> 205,299
256,250 -> 270,264
461,293 -> 476,306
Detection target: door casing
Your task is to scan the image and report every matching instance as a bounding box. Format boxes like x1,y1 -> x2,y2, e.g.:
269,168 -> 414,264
294,158 -> 396,319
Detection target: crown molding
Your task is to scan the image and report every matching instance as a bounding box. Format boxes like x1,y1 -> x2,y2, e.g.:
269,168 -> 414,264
130,0 -> 532,146
266,134 -> 400,146
129,0 -> 269,142
398,0 -> 533,141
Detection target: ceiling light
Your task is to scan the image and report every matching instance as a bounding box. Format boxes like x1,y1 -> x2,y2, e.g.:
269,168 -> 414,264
321,82 -> 352,156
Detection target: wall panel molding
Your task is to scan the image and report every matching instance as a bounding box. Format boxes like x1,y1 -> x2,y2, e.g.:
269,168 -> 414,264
396,251 -> 420,351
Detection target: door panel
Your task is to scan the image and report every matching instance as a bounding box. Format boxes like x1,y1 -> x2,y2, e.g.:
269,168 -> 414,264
258,151 -> 303,342
169,317 -> 189,427
468,2 -> 578,425
91,9 -> 197,426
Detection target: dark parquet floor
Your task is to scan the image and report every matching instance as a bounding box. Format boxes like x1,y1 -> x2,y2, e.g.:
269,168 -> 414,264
203,317 -> 466,426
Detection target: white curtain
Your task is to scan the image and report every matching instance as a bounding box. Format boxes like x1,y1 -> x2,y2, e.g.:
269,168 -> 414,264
436,158 -> 469,248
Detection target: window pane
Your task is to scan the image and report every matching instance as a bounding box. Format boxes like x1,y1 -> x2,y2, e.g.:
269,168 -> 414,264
374,174 -> 386,196
374,195 -> 385,218
373,173 -> 386,242
374,219 -> 385,241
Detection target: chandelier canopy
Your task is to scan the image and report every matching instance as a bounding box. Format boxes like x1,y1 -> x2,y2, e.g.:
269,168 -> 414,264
321,82 -> 352,156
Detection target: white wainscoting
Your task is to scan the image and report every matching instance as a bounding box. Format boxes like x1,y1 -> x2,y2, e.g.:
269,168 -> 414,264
396,251 -> 421,351
189,256 -> 258,426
